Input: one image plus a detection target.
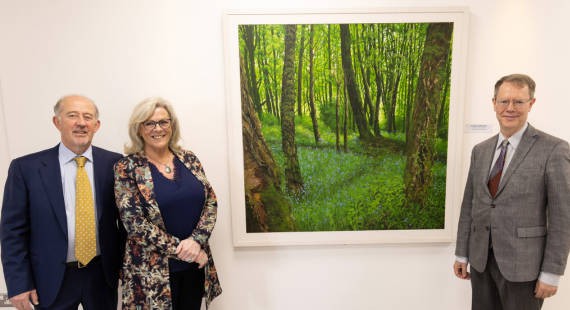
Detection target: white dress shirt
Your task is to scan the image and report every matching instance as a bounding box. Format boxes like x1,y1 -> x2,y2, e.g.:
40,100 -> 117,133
456,123 -> 560,286
58,143 -> 100,263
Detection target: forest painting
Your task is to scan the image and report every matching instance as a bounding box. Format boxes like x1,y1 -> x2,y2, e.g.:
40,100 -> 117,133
239,22 -> 454,233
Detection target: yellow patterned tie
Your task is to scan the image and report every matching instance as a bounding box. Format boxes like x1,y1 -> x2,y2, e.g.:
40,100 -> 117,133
74,156 -> 96,266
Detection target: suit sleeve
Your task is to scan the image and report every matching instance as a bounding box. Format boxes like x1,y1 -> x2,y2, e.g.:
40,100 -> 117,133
113,160 -> 180,255
0,160 -> 36,298
455,148 -> 475,258
541,141 -> 570,275
187,154 -> 218,247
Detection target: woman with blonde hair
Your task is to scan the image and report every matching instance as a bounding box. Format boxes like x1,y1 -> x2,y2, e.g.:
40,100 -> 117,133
114,97 -> 221,310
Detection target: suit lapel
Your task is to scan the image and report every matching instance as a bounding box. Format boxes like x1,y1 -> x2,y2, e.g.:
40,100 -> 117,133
39,145 -> 68,237
495,124 -> 538,197
92,146 -> 107,222
480,136 -> 498,198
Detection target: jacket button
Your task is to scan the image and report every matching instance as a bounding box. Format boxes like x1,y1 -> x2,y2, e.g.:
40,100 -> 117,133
65,237 -> 68,241
62,261 -> 66,265
491,204 -> 496,208
485,226 -> 490,231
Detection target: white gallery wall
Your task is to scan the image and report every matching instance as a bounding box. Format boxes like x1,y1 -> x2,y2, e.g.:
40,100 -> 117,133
0,0 -> 569,309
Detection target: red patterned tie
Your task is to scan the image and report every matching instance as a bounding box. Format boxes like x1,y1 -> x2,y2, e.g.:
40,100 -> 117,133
488,139 -> 509,198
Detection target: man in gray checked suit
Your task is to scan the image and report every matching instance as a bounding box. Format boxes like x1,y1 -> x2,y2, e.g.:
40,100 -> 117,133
454,74 -> 570,310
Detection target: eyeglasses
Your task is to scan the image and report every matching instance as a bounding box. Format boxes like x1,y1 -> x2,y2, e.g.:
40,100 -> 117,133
142,119 -> 171,130
495,98 -> 533,108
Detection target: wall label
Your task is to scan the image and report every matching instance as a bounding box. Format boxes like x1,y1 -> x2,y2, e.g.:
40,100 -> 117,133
465,124 -> 492,133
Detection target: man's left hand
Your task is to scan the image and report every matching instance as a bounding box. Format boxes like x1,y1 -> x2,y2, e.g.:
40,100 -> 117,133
534,280 -> 557,299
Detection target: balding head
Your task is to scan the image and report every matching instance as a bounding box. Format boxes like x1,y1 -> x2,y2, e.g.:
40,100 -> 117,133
52,95 -> 101,155
54,95 -> 99,120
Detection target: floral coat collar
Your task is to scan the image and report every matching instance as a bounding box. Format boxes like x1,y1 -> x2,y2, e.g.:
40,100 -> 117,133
114,149 -> 221,310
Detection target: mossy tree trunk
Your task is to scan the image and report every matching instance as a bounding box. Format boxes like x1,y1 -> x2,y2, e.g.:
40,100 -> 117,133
404,23 -> 453,205
241,54 -> 299,233
280,25 -> 304,193
339,24 -> 374,142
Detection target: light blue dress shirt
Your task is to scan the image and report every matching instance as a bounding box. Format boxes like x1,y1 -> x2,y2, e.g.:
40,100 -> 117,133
456,123 -> 560,286
58,143 -> 100,263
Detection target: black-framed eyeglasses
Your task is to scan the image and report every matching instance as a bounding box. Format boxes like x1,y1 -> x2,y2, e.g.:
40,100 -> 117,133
495,98 -> 533,108
142,119 -> 171,130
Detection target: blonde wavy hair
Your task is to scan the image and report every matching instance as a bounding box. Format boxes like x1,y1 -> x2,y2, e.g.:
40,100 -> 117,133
124,97 -> 183,154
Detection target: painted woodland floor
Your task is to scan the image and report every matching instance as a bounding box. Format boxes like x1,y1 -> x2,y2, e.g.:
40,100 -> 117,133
260,113 -> 447,231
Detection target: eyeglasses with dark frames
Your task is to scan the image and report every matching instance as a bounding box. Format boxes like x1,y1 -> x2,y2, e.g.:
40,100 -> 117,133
142,119 -> 172,130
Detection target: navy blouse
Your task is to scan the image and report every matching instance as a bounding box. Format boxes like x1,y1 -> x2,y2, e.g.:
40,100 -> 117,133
150,157 -> 205,272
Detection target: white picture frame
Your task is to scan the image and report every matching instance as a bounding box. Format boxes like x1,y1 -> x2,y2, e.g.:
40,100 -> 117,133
223,7 -> 470,247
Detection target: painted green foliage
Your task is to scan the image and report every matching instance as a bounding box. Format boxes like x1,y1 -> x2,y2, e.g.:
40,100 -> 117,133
239,22 -> 453,232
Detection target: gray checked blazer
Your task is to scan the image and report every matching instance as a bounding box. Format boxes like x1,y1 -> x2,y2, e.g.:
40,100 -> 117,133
455,124 -> 570,282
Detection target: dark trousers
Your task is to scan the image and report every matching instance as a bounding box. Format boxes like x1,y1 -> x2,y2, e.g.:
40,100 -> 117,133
34,257 -> 117,310
471,249 -> 544,310
170,265 -> 205,310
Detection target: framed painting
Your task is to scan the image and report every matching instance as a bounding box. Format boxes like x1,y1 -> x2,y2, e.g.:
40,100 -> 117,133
223,7 -> 469,246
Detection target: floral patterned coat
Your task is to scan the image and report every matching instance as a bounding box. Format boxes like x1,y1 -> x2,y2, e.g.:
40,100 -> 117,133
114,150 -> 222,310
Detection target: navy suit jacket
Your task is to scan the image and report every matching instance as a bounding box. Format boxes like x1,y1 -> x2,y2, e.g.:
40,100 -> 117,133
0,144 -> 126,308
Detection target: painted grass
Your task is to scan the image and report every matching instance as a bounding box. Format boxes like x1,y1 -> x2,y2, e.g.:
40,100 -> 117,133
260,113 -> 446,231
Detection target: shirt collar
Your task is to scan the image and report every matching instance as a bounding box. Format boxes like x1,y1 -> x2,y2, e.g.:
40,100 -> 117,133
58,143 -> 94,166
497,122 -> 528,151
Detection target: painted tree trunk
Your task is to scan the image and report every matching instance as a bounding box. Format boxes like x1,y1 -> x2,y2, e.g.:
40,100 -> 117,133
297,25 -> 305,116
404,22 -> 453,205
405,64 -> 415,137
356,28 -> 375,126
241,55 -> 299,233
339,24 -> 374,141
343,83 -> 349,152
280,25 -> 304,193
259,28 -> 274,116
328,25 -> 333,108
437,50 -> 452,138
308,25 -> 321,144
243,25 -> 262,115
389,72 -> 401,132
372,64 -> 383,137
335,81 -> 341,152
271,28 -> 280,121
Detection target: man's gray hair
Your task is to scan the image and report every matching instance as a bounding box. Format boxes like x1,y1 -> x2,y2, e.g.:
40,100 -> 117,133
54,94 -> 100,120
494,74 -> 536,99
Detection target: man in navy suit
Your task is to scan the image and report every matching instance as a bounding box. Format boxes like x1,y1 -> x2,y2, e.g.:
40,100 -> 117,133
0,95 -> 126,310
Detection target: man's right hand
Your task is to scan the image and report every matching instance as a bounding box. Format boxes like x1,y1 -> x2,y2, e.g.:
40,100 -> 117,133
453,261 -> 471,280
9,289 -> 38,310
